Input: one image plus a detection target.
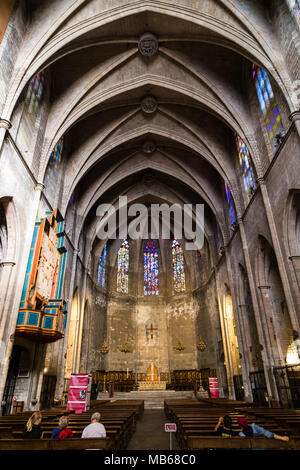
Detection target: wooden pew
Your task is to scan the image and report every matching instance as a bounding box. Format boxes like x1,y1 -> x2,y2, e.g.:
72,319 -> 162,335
0,438 -> 111,450
186,436 -> 300,450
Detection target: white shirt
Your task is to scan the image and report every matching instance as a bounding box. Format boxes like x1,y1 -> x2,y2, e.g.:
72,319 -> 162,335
81,422 -> 106,438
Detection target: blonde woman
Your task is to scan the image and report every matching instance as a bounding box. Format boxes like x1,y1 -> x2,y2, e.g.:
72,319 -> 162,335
22,411 -> 43,439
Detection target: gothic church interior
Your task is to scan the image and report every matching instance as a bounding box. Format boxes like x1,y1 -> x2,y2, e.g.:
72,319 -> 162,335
0,0 -> 300,427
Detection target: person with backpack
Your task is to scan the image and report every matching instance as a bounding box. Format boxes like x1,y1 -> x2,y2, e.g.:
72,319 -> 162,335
51,415 -> 73,440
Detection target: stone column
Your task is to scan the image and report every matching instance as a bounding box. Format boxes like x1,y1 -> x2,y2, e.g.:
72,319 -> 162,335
222,244 -> 252,401
238,217 -> 276,397
257,285 -> 282,401
55,248 -> 79,398
289,111 -> 300,140
258,177 -> 300,335
0,118 -> 11,157
74,267 -> 88,373
214,270 -> 235,399
237,303 -> 253,396
0,260 -> 16,322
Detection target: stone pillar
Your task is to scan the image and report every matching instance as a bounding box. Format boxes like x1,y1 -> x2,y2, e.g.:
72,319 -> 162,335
222,244 -> 252,401
237,303 -> 253,399
289,111 -> 300,140
0,118 -> 11,156
258,177 -> 300,335
55,248 -> 79,398
0,182 -> 45,412
0,260 -> 16,325
238,218 -> 276,397
74,267 -> 88,373
257,285 -> 282,401
214,271 -> 235,399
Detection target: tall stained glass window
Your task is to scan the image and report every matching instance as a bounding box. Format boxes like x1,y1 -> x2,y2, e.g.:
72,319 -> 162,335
117,240 -> 129,294
24,72 -> 45,115
236,135 -> 257,201
144,241 -> 159,295
252,64 -> 285,153
286,0 -> 300,28
97,244 -> 107,287
225,183 -> 237,227
172,239 -> 186,293
18,71 -> 45,150
44,139 -> 63,192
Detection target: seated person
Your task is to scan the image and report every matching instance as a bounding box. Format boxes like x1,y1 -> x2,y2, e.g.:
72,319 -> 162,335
237,416 -> 289,441
214,415 -> 239,437
22,411 -> 43,439
51,415 -> 73,440
81,412 -> 106,438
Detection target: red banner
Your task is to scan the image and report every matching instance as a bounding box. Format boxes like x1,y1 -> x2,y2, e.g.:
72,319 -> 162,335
67,374 -> 89,413
209,377 -> 219,398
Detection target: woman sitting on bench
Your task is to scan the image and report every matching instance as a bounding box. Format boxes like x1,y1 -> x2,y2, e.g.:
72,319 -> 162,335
22,412 -> 43,439
237,417 -> 289,441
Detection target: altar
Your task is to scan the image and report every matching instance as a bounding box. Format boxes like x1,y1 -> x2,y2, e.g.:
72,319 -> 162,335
138,362 -> 167,390
138,380 -> 167,390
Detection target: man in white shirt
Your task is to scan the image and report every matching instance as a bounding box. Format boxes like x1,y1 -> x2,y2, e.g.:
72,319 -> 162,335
81,412 -> 106,438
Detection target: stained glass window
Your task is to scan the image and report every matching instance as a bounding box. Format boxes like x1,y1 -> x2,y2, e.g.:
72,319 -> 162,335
225,183 -> 237,227
117,240 -> 129,294
25,72 -> 45,115
236,135 -> 257,201
144,241 -> 159,295
252,64 -> 285,153
286,0 -> 300,29
44,139 -> 63,190
97,244 -> 107,287
18,71 -> 45,150
172,239 -> 186,293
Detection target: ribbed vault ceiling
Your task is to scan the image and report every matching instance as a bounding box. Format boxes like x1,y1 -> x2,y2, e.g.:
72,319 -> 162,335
7,1 -> 292,252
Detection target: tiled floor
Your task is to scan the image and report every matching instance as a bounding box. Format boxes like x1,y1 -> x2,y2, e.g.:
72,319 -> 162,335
127,409 -> 180,450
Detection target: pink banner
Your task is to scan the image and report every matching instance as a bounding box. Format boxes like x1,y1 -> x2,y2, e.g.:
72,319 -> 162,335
209,377 -> 219,399
67,374 -> 89,413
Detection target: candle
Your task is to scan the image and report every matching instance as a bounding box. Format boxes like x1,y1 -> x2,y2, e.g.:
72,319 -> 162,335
127,368 -> 129,378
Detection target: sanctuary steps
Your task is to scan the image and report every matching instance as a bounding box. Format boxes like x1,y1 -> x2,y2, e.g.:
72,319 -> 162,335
97,390 -> 197,409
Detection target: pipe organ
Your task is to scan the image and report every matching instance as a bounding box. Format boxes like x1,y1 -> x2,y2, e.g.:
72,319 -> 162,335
16,209 -> 67,343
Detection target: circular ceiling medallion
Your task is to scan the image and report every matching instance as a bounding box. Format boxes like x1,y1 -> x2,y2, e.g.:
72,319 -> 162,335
142,140 -> 156,154
141,96 -> 157,114
138,32 -> 159,57
143,172 -> 155,184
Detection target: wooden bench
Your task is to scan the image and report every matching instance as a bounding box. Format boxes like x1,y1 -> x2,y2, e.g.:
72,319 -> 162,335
186,436 -> 300,450
0,438 -> 111,450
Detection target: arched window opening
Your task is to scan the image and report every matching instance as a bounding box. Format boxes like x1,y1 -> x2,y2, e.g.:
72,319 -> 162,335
225,183 -> 237,230
117,240 -> 129,294
144,241 -> 159,295
172,239 -> 186,293
252,64 -> 285,152
235,135 -> 257,202
97,244 -> 107,288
